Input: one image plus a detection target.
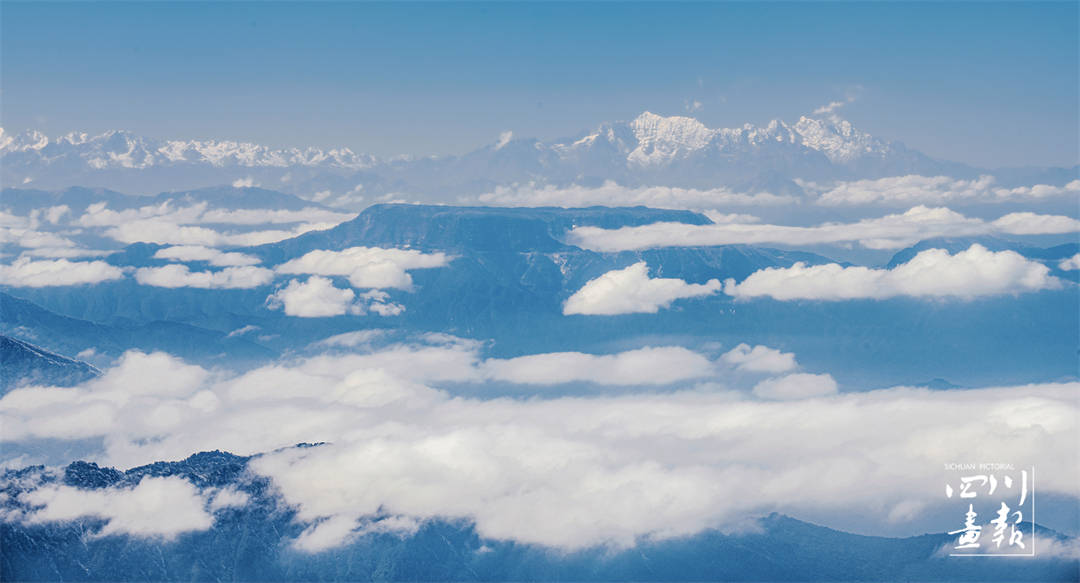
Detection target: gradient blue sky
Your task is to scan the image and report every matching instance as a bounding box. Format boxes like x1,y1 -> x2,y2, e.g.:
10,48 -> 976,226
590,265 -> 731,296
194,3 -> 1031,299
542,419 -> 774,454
2,2 -> 1077,167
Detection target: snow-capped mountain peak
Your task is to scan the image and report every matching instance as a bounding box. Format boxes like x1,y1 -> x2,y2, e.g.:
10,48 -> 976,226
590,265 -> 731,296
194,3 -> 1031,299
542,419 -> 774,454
627,111 -> 716,166
792,115 -> 889,163
0,128 -> 50,153
602,110 -> 891,167
0,128 -> 378,170
1,111 -> 956,196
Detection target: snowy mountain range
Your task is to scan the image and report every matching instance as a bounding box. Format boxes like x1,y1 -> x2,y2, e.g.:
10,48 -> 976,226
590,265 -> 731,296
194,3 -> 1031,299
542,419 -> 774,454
0,112 -> 991,200
0,128 -> 377,170
592,111 -> 893,166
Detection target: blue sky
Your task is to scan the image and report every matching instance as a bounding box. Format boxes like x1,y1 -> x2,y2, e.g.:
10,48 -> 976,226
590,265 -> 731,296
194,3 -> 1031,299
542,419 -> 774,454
2,1 -> 1076,167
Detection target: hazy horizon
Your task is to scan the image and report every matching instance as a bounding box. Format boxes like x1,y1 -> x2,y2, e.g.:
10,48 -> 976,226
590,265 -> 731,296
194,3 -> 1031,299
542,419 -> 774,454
3,2 -> 1077,167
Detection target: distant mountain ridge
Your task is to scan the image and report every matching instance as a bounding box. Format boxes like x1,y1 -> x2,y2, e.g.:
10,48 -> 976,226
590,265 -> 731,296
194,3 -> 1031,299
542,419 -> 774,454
0,185 -> 342,216
0,291 -> 277,367
0,128 -> 377,170
0,334 -> 100,391
1,111 -> 997,199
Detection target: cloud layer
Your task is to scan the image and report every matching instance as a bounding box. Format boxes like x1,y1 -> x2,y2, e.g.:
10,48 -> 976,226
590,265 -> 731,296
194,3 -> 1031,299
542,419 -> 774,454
275,246 -> 451,289
16,476 -> 215,539
804,175 -> 1080,206
134,265 -> 275,289
266,276 -> 365,317
0,258 -> 125,287
264,276 -> 406,317
752,373 -> 838,400
76,201 -> 353,228
465,181 -> 794,209
153,245 -> 261,267
483,346 -> 715,385
104,220 -> 331,247
70,200 -> 353,247
564,262 -> 722,315
723,244 -> 1062,301
462,175 -> 1077,210
720,343 -> 798,373
568,206 -> 1080,252
2,343 -> 1076,551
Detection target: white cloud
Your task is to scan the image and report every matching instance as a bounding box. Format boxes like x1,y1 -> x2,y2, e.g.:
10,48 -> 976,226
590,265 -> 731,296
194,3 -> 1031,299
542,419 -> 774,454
275,246 -> 451,289
0,257 -> 125,287
198,207 -> 354,225
724,244 -> 1062,301
304,186 -> 367,210
27,205 -> 72,226
720,343 -> 798,373
104,219 -> 335,247
266,276 -> 363,317
265,278 -> 405,318
357,515 -> 421,538
812,99 -> 850,116
996,179 -> 1080,200
44,205 -> 71,224
247,380 -> 1079,550
810,91 -> 860,118
95,350 -> 210,398
17,247 -> 111,259
207,487 -> 249,512
1025,536 -> 1080,560
495,130 -> 513,150
806,175 -> 1080,206
701,211 -> 761,224
564,262 -> 722,315
2,347 -> 1077,551
360,289 -> 405,316
74,200 -> 348,247
464,180 -> 794,210
77,201 -> 352,228
568,206 -> 1080,252
0,351 -> 212,444
930,534 -> 1077,559
289,514 -> 420,553
232,177 -> 257,188
0,206 -> 72,233
483,346 -> 715,385
0,227 -> 77,250
0,210 -> 29,228
226,324 -> 260,338
752,373 -> 838,400
1059,253 -> 1080,271
991,212 -> 1080,235
153,245 -> 261,267
314,330 -> 389,348
134,265 -> 274,289
292,515 -> 364,552
1,206 -> 72,230
77,201 -> 207,228
19,476 -> 214,539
